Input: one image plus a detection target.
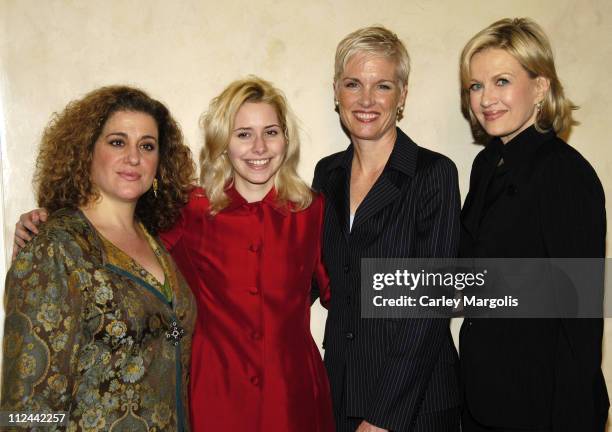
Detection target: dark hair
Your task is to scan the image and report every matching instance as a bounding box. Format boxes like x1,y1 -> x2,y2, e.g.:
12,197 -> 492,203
35,85 -> 195,233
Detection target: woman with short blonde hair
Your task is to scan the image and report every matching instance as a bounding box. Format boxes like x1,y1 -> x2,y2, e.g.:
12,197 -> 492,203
314,25 -> 461,432
334,26 -> 410,120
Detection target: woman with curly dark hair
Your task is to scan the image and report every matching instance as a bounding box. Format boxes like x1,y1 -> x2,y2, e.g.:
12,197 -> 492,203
2,85 -> 197,431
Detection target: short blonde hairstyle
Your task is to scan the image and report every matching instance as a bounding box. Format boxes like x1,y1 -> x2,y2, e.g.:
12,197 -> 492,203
460,17 -> 577,142
200,76 -> 312,215
334,25 -> 411,88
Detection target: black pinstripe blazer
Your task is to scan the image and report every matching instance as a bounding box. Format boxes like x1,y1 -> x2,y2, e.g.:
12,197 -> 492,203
312,128 -> 461,431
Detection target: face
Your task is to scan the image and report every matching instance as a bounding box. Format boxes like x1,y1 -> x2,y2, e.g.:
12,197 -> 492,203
90,110 -> 159,205
468,48 -> 548,144
227,102 -> 286,200
335,52 -> 407,145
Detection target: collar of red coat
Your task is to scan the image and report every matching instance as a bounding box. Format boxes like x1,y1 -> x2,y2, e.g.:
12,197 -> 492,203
223,184 -> 290,216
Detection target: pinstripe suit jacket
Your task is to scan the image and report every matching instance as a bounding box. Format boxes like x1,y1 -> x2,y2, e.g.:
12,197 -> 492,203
312,128 -> 461,431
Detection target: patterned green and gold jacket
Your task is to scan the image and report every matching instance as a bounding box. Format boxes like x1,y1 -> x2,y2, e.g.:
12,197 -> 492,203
1,209 -> 196,431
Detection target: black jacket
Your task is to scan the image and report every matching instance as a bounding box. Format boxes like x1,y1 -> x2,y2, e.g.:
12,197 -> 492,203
312,128 -> 461,431
459,126 -> 609,431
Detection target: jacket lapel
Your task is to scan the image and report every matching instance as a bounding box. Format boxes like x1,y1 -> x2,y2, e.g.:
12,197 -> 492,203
351,128 -> 415,233
351,174 -> 400,232
462,144 -> 502,240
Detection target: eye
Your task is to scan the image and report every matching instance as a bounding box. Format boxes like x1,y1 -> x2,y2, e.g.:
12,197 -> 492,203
237,131 -> 251,139
469,82 -> 482,92
496,78 -> 510,86
140,142 -> 157,152
377,83 -> 392,90
109,139 -> 124,147
265,128 -> 280,137
344,81 -> 359,89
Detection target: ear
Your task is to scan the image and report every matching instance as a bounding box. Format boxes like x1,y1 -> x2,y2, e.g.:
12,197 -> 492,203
535,76 -> 550,103
399,83 -> 408,107
333,80 -> 340,102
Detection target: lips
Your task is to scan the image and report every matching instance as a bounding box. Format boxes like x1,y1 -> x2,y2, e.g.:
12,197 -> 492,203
353,111 -> 379,122
117,171 -> 142,181
483,110 -> 507,121
245,158 -> 271,169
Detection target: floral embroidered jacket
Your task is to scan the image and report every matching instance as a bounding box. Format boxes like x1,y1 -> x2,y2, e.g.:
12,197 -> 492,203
1,209 -> 196,431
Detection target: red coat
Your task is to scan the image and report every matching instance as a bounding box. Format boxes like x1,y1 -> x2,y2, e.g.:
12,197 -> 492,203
161,186 -> 334,432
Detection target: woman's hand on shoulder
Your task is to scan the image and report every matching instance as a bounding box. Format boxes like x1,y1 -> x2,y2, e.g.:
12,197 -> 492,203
13,208 -> 48,260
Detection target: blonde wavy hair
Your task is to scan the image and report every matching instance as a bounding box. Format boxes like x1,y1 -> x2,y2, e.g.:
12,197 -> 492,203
460,17 -> 577,143
200,76 -> 312,215
34,85 -> 195,233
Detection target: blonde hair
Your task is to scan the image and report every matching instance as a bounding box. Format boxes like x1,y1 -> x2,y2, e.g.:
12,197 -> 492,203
335,25 -> 411,86
200,76 -> 312,215
460,17 -> 577,142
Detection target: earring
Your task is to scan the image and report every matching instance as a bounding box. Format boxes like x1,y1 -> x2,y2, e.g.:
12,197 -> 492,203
536,101 -> 543,112
334,100 -> 339,111
152,178 -> 158,198
397,106 -> 404,118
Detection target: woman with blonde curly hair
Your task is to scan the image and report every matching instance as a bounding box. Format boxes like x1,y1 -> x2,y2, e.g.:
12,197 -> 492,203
160,76 -> 334,431
199,76 -> 312,213
2,85 -> 197,431
458,18 -> 608,431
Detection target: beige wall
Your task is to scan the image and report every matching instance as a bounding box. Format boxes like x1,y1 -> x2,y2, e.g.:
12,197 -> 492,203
1,0 -> 611,423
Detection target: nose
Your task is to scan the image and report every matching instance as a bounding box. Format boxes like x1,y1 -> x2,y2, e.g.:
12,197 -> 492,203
126,143 -> 141,165
251,134 -> 267,155
480,85 -> 497,108
358,86 -> 374,108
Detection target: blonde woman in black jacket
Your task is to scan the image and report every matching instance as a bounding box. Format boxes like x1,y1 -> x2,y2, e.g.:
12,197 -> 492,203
458,18 -> 608,432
